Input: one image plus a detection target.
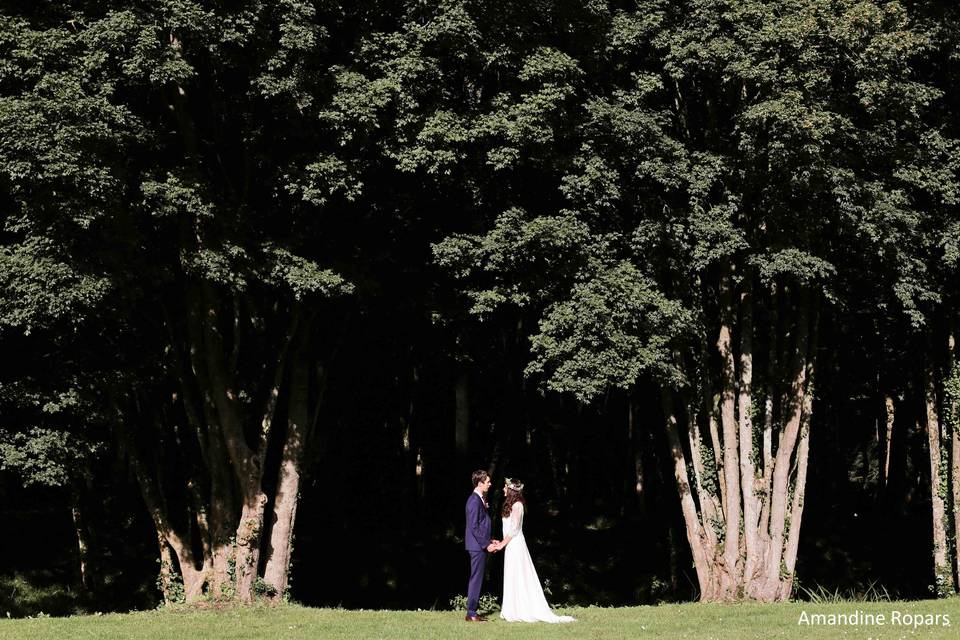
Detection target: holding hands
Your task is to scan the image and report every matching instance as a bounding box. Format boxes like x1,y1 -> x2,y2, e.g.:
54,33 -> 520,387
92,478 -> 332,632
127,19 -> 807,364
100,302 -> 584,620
486,539 -> 503,553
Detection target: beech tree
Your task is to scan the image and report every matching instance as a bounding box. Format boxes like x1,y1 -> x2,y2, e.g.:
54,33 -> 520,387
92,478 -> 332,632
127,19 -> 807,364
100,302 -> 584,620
436,0 -> 960,601
0,1 -> 356,603
3,0 -> 960,610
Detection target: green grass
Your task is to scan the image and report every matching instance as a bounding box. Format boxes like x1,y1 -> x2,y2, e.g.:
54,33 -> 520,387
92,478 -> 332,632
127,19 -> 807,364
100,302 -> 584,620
1,599 -> 959,639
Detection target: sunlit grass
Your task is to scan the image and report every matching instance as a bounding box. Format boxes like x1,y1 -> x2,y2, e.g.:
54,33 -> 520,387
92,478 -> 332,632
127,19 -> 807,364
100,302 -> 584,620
2,598 -> 960,640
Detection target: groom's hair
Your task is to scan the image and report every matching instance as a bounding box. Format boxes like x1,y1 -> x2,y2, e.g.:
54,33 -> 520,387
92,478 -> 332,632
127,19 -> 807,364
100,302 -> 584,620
471,470 -> 489,487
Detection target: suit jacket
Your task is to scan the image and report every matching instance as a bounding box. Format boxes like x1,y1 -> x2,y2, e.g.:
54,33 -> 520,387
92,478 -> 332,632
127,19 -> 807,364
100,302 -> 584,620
465,492 -> 492,551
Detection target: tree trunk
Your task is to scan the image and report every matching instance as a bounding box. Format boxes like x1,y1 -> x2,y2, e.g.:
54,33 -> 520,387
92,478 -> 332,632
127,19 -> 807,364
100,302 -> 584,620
759,281 -> 778,538
234,494 -> 268,603
661,390 -> 718,600
925,357 -> 952,596
949,330 -> 960,593
686,398 -> 719,548
707,392 -> 727,517
883,395 -> 895,490
184,287 -> 235,595
116,404 -> 208,603
716,257 -> 742,596
263,347 -> 311,598
69,485 -> 92,592
738,273 -> 759,588
157,534 -> 177,605
197,285 -> 301,603
779,305 -> 819,599
756,286 -> 811,601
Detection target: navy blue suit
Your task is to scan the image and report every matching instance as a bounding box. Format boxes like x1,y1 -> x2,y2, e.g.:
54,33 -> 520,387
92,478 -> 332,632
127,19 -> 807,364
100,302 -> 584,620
465,491 -> 492,617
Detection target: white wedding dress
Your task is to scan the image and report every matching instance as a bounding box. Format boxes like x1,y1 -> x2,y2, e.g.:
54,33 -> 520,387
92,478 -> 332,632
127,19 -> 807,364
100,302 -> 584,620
500,503 -> 575,623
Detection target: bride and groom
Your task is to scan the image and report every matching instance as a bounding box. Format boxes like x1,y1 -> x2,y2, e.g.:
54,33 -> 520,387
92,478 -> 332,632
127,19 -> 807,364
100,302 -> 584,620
464,470 -> 575,623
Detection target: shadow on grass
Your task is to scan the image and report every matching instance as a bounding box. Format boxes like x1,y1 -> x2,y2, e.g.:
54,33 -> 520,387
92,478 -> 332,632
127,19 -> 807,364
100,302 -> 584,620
0,571 -> 91,618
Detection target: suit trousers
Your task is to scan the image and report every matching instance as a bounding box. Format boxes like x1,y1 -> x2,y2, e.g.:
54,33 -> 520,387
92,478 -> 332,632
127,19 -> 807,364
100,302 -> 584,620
466,550 -> 487,617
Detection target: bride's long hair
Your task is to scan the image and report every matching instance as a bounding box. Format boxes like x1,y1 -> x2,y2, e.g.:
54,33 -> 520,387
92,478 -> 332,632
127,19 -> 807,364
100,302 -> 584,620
501,482 -> 526,518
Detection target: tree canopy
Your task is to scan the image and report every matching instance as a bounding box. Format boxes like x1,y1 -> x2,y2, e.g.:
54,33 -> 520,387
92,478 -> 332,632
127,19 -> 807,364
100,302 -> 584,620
2,0 -> 960,612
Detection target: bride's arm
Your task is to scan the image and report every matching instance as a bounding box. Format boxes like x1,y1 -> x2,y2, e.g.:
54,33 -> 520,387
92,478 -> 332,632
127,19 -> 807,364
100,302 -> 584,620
498,503 -> 522,549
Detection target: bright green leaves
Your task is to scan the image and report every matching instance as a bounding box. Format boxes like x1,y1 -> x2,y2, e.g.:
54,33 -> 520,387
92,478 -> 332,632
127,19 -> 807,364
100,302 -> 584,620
0,16 -> 77,90
752,248 -> 836,287
942,219 -> 960,270
479,47 -> 584,169
141,175 -> 247,289
686,200 -> 749,271
322,69 -> 398,143
434,208 -> 594,315
182,245 -> 250,291
435,206 -> 689,398
408,0 -> 482,60
738,91 -> 854,171
320,2 -> 485,178
293,156 -> 364,206
0,12 -> 139,336
430,0 -> 960,403
265,246 -> 354,301
560,149 -> 622,216
253,0 -> 329,106
0,375 -> 101,489
0,78 -> 139,229
0,427 -> 97,488
141,175 -> 355,299
0,238 -> 111,333
156,0 -> 220,36
395,110 -> 474,174
528,260 -> 689,402
79,10 -> 194,87
518,46 -> 583,84
608,7 -> 668,58
576,92 -> 683,195
834,1 -> 919,77
142,173 -> 214,220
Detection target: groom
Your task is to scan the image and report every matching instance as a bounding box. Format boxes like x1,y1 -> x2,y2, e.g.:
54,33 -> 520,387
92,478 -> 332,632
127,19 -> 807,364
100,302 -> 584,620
464,469 -> 500,622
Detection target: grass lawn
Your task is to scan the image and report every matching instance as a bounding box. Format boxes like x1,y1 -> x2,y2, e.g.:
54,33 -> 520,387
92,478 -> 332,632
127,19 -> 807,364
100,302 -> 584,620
2,599 -> 959,640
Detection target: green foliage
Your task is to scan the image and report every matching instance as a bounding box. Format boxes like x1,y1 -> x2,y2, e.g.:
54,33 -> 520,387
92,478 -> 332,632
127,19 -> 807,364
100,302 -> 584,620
265,246 -> 355,301
252,578 -> 278,600
0,239 -> 111,333
156,562 -> 185,606
752,250 -> 836,289
2,0 -> 960,610
0,573 -> 91,618
434,208 -> 594,314
943,361 -> 960,432
426,0 -> 960,409
527,260 -> 689,401
0,374 -> 102,490
798,580 -> 893,603
448,592 -> 499,614
0,427 -> 97,488
931,568 -> 954,599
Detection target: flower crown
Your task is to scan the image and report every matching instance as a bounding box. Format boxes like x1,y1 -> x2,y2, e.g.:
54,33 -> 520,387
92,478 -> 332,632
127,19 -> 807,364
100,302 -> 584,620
505,477 -> 524,492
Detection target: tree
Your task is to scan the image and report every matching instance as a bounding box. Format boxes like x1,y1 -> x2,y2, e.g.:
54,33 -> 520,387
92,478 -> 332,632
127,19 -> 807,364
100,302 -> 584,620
0,1 -> 355,603
436,0 -> 958,601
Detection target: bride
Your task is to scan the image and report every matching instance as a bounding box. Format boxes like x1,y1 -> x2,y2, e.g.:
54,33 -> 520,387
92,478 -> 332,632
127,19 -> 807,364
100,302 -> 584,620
494,478 -> 575,623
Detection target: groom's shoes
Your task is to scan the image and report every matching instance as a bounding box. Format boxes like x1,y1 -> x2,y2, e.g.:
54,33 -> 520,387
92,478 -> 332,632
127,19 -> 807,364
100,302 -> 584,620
465,615 -> 486,622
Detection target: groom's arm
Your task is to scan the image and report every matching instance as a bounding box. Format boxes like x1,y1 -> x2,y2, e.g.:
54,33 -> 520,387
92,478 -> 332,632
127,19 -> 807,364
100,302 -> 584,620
467,496 -> 491,547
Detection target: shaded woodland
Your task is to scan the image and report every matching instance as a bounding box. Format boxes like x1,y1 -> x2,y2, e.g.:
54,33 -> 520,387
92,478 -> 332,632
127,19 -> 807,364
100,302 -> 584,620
2,0 -> 960,615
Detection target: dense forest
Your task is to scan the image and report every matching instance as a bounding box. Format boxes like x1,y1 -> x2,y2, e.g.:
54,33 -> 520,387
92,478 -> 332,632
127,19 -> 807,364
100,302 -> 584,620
2,0 -> 960,616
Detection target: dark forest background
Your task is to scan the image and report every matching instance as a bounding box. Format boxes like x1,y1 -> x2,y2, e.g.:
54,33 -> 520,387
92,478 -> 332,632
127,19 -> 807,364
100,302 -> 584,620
2,0 -> 960,617
0,273 -> 945,612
